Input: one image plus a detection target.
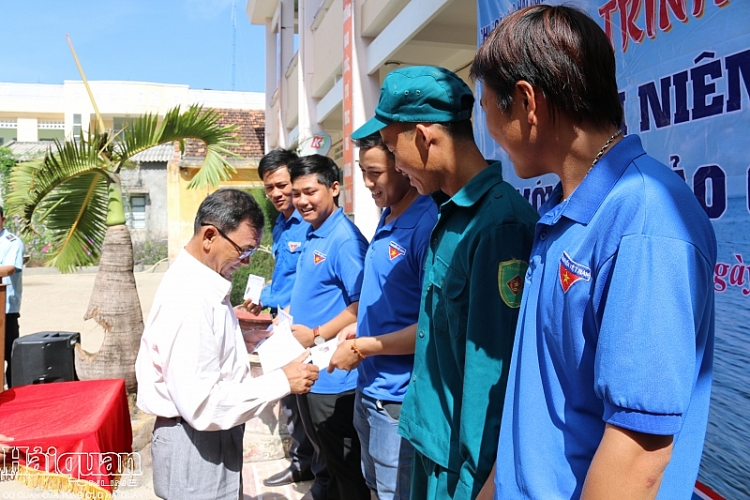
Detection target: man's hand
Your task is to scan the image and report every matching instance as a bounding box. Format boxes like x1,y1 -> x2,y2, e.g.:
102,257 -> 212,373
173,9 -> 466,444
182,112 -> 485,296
282,351 -> 319,394
242,328 -> 273,352
336,323 -> 357,343
328,340 -> 362,373
291,324 -> 315,347
238,299 -> 263,316
475,461 -> 496,500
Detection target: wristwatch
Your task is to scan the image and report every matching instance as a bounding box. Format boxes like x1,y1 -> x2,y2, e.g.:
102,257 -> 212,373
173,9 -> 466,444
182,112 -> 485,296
313,326 -> 325,346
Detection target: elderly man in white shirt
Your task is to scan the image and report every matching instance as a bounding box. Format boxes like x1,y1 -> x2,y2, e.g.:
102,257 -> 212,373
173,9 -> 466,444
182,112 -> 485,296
136,189 -> 319,500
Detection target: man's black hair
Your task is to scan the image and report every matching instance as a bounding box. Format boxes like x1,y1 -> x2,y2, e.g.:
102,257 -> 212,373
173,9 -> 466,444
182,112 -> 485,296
288,154 -> 340,187
352,133 -> 392,156
193,188 -> 264,234
258,148 -> 299,180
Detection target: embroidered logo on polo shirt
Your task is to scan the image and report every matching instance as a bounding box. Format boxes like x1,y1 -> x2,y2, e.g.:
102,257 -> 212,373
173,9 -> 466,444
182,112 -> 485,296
498,259 -> 528,308
288,241 -> 301,252
559,251 -> 591,293
313,250 -> 326,265
388,241 -> 406,260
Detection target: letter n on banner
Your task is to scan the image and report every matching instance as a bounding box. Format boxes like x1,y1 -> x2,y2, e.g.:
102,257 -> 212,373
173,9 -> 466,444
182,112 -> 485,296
342,0 -> 354,214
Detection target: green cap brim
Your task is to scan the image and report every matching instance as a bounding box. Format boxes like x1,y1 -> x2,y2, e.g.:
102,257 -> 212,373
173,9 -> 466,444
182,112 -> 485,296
351,115 -> 392,140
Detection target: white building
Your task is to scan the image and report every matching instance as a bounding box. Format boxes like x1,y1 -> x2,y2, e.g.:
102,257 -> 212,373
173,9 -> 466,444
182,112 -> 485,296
0,81 -> 265,243
245,0 -> 477,238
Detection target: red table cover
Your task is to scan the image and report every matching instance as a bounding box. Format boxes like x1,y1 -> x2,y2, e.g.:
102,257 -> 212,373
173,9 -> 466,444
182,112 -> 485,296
0,379 -> 132,497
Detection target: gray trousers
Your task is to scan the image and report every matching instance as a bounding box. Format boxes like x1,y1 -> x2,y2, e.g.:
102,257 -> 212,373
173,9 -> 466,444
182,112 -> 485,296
151,416 -> 244,500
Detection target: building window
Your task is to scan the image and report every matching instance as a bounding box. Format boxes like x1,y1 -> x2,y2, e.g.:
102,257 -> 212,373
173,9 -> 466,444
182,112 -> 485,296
129,195 -> 147,229
73,114 -> 82,142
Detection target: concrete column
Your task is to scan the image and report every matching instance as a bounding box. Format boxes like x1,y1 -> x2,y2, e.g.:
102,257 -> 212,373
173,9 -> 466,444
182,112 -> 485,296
348,0 -> 382,239
265,16 -> 278,151
16,118 -> 38,142
297,0 -> 322,144
279,0 -> 295,147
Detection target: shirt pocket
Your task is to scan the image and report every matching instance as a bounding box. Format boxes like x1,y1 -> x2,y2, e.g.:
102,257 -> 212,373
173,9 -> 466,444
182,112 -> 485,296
429,256 -> 468,338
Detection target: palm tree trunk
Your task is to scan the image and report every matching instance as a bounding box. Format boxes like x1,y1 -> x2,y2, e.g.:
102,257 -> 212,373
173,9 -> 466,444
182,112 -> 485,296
75,223 -> 143,393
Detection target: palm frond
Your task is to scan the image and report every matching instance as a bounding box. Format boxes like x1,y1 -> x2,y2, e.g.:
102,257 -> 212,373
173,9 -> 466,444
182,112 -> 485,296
7,135 -> 109,231
115,104 -> 238,188
40,172 -> 110,272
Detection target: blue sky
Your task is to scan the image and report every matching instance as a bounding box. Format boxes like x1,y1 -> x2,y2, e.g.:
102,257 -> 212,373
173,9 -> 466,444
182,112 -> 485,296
0,0 -> 266,92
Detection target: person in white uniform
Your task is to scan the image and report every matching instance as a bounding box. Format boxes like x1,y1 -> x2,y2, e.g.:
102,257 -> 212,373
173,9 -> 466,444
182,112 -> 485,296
136,189 -> 320,500
0,206 -> 24,389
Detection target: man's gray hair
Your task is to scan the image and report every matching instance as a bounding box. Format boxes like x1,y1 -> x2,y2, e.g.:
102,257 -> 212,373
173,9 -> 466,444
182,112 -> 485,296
193,189 -> 264,234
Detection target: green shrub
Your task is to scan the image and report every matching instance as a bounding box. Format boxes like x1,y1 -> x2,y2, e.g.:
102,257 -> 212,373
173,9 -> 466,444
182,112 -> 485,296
133,239 -> 168,267
230,188 -> 279,306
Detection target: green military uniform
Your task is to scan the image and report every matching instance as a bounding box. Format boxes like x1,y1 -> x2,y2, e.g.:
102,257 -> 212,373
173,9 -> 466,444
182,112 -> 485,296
398,162 -> 539,499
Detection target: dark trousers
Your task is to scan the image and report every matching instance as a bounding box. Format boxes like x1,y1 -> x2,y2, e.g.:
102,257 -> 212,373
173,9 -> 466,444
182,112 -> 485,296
3,312 -> 19,388
280,393 -> 319,475
297,390 -> 370,500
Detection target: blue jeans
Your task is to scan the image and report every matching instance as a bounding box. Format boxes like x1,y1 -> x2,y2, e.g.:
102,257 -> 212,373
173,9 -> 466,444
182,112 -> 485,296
353,391 -> 414,500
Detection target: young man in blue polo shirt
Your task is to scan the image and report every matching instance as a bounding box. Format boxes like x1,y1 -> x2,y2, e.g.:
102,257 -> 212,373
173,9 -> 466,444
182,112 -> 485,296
287,154 -> 370,500
327,132 -> 437,500
471,6 -> 716,499
244,149 -> 319,489
356,65 -> 538,499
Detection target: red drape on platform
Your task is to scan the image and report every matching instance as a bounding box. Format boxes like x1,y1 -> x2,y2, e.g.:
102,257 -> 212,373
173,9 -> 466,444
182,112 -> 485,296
0,379 -> 132,494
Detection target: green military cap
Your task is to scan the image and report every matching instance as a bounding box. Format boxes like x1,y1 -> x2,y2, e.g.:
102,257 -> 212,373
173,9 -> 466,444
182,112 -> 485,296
351,65 -> 474,140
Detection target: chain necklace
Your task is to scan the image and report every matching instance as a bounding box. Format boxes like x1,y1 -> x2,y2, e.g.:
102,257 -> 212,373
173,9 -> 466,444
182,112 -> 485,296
588,129 -> 623,173
562,129 -> 623,202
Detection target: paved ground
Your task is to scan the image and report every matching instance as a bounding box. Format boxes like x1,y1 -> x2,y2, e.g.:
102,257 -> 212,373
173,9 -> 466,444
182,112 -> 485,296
1,265 -> 313,499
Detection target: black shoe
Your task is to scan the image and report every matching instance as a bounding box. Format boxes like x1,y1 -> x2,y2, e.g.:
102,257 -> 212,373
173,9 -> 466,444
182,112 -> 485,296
262,467 -> 315,487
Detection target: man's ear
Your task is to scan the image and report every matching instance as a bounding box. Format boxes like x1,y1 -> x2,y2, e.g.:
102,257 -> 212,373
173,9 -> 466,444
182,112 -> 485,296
329,180 -> 340,198
201,225 -> 216,252
515,80 -> 540,126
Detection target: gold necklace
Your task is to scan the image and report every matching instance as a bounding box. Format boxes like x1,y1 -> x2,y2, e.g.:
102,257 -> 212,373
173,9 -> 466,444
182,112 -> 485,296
562,129 -> 623,202
588,129 -> 622,172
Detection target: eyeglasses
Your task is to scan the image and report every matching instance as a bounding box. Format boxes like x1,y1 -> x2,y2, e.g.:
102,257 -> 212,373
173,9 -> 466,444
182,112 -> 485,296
202,224 -> 257,260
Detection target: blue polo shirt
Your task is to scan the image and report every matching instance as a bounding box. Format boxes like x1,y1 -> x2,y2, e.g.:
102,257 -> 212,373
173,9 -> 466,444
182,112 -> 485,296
260,210 -> 308,310
357,195 -> 437,402
494,135 -> 716,500
0,228 -> 24,314
289,207 -> 368,395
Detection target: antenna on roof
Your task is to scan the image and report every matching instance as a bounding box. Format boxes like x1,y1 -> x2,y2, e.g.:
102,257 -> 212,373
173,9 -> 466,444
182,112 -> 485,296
231,0 -> 237,91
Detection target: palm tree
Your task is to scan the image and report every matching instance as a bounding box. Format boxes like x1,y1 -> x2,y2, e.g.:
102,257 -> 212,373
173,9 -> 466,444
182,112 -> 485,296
6,105 -> 237,392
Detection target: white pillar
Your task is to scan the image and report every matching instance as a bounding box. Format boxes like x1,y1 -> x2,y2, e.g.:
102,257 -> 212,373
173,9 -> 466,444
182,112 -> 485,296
279,0 -> 295,148
265,15 -> 278,151
347,0 -> 382,239
16,118 -> 38,142
297,0 -> 322,143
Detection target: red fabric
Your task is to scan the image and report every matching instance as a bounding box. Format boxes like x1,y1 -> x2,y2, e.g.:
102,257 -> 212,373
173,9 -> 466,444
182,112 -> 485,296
0,379 -> 133,492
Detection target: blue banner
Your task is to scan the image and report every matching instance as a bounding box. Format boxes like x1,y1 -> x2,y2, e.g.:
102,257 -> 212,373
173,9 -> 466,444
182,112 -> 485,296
475,1 -> 750,498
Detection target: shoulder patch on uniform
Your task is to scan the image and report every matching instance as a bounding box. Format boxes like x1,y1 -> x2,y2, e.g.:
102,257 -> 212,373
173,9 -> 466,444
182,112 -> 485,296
313,250 -> 326,265
388,241 -> 406,260
5,233 -> 16,242
559,251 -> 591,293
498,259 -> 528,308
288,241 -> 301,252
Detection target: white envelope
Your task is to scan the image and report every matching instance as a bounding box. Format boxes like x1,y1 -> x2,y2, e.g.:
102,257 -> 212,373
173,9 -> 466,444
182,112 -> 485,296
243,274 -> 266,304
309,338 -> 339,370
256,319 -> 306,373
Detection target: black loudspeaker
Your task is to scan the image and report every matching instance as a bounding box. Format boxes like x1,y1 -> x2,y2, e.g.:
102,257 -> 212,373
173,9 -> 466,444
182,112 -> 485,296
10,331 -> 80,388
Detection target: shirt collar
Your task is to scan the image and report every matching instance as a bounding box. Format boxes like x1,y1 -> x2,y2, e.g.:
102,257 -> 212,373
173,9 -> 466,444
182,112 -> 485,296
309,207 -> 344,238
379,195 -> 435,231
542,135 -> 646,225
176,248 -> 232,301
446,161 -> 504,208
276,210 -> 303,228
